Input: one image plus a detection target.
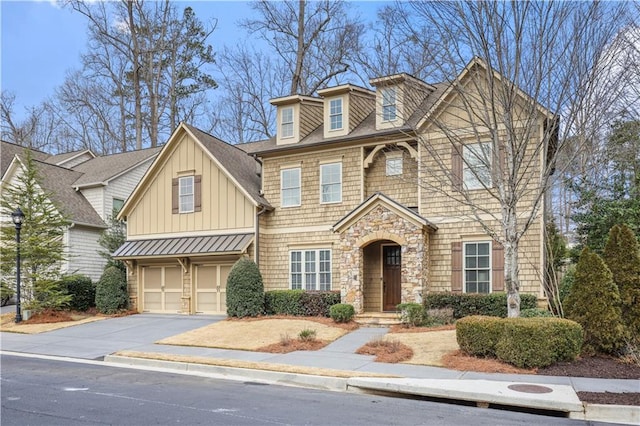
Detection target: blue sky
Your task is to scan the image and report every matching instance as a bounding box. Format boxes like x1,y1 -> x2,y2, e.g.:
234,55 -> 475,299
1,0 -> 384,121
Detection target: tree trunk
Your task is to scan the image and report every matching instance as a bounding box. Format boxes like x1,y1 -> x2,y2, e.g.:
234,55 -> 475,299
290,0 -> 305,95
127,0 -> 143,150
503,208 -> 521,317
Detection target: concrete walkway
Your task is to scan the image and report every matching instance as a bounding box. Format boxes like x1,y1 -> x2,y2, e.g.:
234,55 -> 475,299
1,312 -> 638,424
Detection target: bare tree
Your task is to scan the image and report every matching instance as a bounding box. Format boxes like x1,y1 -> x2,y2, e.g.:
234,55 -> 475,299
242,0 -> 364,96
66,0 -> 216,149
394,1 -> 632,316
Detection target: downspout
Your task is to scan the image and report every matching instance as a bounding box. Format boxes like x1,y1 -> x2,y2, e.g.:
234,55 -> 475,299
255,205 -> 268,266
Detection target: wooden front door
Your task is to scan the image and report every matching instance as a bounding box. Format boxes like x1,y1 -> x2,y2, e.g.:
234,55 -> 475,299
383,245 -> 401,311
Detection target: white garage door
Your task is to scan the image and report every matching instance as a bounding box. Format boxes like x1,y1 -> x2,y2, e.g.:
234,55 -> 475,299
141,265 -> 182,313
194,264 -> 233,314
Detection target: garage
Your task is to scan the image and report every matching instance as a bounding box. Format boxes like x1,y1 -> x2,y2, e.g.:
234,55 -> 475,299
141,265 -> 182,313
193,263 -> 233,314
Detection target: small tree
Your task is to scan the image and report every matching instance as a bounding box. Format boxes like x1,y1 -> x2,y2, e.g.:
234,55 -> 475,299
564,248 -> 626,354
95,266 -> 128,314
603,224 -> 640,339
226,257 -> 264,318
98,213 -> 126,272
0,150 -> 69,305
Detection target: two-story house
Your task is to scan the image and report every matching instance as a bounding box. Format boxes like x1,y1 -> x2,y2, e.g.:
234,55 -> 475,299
115,58 -> 549,315
1,141 -> 160,281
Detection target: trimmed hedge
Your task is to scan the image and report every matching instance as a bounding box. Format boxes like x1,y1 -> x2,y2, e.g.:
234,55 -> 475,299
456,315 -> 504,357
330,303 -> 355,323
456,315 -> 583,368
300,291 -> 341,316
264,290 -> 341,317
520,308 -> 553,318
59,274 -> 95,311
397,303 -> 426,327
264,290 -> 304,315
424,292 -> 537,318
226,258 -> 264,318
95,266 -> 128,314
495,318 -> 583,368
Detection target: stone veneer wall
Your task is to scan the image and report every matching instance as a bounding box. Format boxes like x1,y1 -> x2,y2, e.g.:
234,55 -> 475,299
337,204 -> 429,313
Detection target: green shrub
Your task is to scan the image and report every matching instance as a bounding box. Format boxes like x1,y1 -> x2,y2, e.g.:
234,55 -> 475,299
495,318 -> 583,368
0,281 -> 14,306
456,316 -> 504,357
264,290 -> 304,315
59,274 -> 95,311
603,224 -> 640,340
95,266 -> 128,314
425,292 -> 537,318
520,308 -> 553,318
300,291 -> 341,317
565,248 -> 626,354
329,303 -> 355,323
226,257 -> 264,318
25,279 -> 72,313
397,303 -> 426,327
559,265 -> 575,306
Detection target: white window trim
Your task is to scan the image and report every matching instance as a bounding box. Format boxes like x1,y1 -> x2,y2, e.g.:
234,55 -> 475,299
281,106 -> 294,139
289,248 -> 332,291
463,241 -> 492,294
329,98 -> 343,131
382,88 -> 397,122
179,175 -> 194,213
281,167 -> 301,208
463,142 -> 492,190
319,162 -> 342,204
385,152 -> 403,176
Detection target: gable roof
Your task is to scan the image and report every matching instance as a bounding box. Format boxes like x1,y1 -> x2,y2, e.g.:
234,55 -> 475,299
333,192 -> 437,233
1,140 -> 49,178
119,123 -> 270,219
2,155 -> 106,228
182,124 -> 270,208
72,147 -> 161,188
46,149 -> 96,167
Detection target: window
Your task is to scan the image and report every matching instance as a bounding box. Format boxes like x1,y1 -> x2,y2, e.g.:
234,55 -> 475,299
281,168 -> 301,207
329,98 -> 343,130
281,107 -> 294,138
463,143 -> 492,190
464,242 -> 491,293
320,162 -> 342,203
382,88 -> 397,121
290,249 -> 331,290
179,176 -> 194,213
386,156 -> 403,176
112,198 -> 124,215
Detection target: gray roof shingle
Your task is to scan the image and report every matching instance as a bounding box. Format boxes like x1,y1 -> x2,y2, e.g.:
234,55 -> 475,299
72,147 -> 161,187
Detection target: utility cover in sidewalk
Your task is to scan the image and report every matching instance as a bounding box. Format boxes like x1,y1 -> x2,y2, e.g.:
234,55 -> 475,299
508,384 -> 553,394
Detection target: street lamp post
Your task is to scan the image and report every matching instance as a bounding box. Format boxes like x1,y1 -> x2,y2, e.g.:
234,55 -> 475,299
11,207 -> 25,323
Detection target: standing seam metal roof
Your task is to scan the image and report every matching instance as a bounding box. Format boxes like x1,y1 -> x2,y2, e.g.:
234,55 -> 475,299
112,233 -> 254,259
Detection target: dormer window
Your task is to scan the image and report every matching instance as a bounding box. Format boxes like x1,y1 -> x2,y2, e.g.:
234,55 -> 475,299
382,88 -> 397,121
281,107 -> 294,138
329,98 -> 343,130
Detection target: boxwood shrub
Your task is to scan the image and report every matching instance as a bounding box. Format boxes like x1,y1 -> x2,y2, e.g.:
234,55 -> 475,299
495,318 -> 583,368
264,290 -> 304,316
329,303 -> 355,323
424,292 -> 537,318
456,315 -> 505,357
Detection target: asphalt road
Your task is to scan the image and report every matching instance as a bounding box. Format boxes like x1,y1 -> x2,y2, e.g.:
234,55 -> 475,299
0,355 -> 611,426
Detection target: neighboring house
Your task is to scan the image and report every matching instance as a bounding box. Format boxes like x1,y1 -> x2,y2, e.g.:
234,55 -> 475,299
1,141 -> 161,281
115,58 -> 550,315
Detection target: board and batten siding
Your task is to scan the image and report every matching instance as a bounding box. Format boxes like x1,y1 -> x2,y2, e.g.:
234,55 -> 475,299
66,226 -> 105,282
127,133 -> 255,237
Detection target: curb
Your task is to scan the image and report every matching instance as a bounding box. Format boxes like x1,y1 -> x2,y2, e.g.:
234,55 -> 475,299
104,354 -> 349,392
106,354 -> 640,424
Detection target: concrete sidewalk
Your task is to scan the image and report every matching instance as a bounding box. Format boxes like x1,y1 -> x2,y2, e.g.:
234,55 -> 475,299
1,313 -> 638,424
